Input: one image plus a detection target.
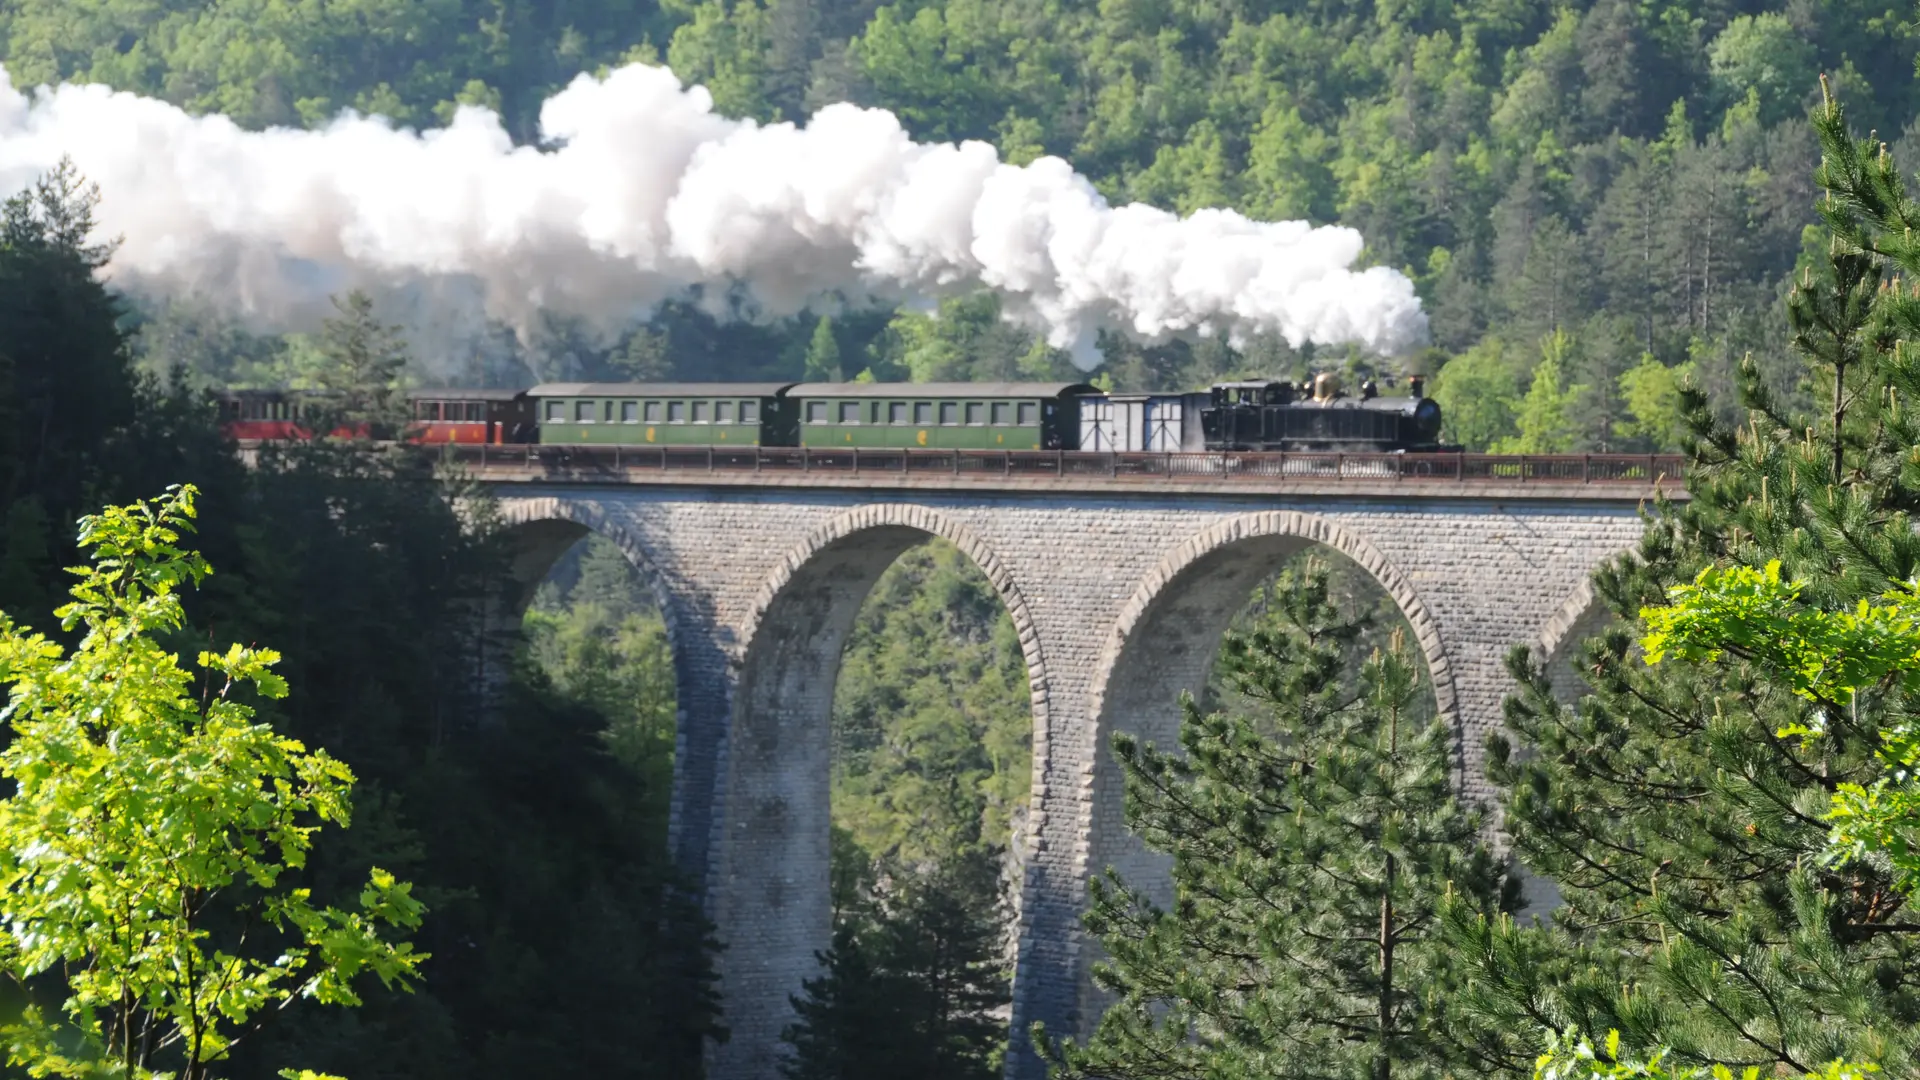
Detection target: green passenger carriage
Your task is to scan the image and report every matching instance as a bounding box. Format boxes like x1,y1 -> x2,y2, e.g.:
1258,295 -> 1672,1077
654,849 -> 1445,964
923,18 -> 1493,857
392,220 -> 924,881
527,383 -> 798,446
789,382 -> 1093,450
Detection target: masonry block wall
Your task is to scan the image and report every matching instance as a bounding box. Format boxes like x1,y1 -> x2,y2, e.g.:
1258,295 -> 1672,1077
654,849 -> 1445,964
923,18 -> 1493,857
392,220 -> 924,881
485,484 -> 1648,1080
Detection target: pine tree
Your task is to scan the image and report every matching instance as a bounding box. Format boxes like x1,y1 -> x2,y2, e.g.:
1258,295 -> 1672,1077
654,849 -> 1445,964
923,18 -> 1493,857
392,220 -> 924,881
315,289 -> 409,437
803,315 -> 843,382
1441,89 -> 1920,1077
1042,561 -> 1517,1080
615,326 -> 674,381
783,849 -> 1008,1080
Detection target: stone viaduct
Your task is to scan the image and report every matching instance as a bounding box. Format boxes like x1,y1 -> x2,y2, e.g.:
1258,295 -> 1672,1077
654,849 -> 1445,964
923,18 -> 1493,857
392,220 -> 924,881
463,455 -> 1673,1080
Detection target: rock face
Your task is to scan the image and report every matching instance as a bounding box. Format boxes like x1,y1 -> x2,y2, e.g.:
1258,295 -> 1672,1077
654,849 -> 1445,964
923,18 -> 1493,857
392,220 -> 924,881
480,481 -> 1646,1080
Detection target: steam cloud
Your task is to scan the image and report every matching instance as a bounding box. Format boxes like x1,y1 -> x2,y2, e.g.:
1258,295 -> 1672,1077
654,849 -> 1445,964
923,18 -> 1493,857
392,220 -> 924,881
0,62 -> 1428,368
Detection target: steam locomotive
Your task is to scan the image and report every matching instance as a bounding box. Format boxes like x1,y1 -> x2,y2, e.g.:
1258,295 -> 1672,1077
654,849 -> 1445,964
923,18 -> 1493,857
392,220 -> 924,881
1199,373 -> 1446,452
216,376 -> 1446,454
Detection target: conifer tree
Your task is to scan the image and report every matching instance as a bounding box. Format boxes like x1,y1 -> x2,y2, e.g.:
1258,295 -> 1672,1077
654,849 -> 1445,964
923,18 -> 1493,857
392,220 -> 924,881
803,316 -> 843,382
1043,561 -> 1517,1080
1441,88 -> 1920,1076
782,849 -> 1007,1080
314,290 -> 409,437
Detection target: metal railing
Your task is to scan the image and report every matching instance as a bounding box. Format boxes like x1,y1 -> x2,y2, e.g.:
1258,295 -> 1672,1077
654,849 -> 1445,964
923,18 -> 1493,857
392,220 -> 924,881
439,444 -> 1688,486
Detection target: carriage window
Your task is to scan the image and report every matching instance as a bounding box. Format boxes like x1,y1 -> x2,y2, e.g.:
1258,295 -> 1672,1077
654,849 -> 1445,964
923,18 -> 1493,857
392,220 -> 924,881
1018,402 -> 1036,425
888,402 -> 908,424
939,402 -> 957,424
621,401 -> 639,422
914,402 -> 932,424
645,401 -> 662,422
839,402 -> 860,424
991,403 -> 1010,425
546,401 -> 564,422
467,402 -> 486,422
965,402 -> 984,425
740,400 -> 759,422
668,401 -> 686,422
716,401 -> 733,423
808,401 -> 828,423
692,401 -> 710,423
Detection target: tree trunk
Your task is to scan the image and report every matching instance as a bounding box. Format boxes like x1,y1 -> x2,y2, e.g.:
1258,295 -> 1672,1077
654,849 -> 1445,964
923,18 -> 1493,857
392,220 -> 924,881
1377,699 -> 1400,1080
1378,854 -> 1395,1080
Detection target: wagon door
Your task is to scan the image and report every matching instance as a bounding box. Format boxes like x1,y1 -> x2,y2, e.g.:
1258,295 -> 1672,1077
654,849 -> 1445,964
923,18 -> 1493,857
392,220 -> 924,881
1079,396 -> 1118,451
1116,397 -> 1147,451
1145,398 -> 1183,451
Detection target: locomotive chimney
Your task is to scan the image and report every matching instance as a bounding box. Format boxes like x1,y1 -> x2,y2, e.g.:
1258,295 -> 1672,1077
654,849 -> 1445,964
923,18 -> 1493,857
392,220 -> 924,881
1408,374 -> 1426,399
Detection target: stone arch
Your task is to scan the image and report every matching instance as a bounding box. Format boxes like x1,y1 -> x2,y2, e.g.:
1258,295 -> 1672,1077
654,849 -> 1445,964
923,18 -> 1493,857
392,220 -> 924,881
486,496 -> 714,865
1070,510 -> 1454,1023
712,504 -> 1049,1080
1505,579 -> 1618,920
735,504 -> 1052,707
493,496 -> 682,636
1534,579 -> 1616,704
1087,509 -> 1455,766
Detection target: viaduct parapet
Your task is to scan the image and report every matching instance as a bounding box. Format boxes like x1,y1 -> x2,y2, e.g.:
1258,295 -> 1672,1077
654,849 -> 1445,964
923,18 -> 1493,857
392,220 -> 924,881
469,464 -> 1669,1080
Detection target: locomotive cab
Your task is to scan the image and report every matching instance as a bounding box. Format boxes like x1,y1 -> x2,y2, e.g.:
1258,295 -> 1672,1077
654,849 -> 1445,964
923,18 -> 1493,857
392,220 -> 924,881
1199,375 -> 1446,452
1202,380 -> 1296,450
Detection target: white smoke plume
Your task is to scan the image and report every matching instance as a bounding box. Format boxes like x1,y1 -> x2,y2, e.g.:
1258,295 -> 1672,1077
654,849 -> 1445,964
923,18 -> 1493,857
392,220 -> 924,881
0,62 -> 1428,368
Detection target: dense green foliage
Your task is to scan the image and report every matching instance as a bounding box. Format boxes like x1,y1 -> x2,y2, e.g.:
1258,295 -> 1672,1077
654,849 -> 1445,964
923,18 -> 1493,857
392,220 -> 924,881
13,0 -> 1920,1073
831,540 -> 1031,869
1639,559 -> 1920,898
1436,93 -> 1920,1076
0,171 -> 720,1079
1536,1029 -> 1879,1080
524,535 -> 679,825
1044,561 -> 1516,1080
0,484 -> 423,1080
524,533 -> 1031,1075
5,0 -> 1888,444
0,0 -> 675,136
783,852 -> 1008,1080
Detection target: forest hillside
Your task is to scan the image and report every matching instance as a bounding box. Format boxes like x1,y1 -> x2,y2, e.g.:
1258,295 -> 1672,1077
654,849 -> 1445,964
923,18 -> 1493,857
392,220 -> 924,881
2,3 -> 1915,1078
4,0 -> 1901,448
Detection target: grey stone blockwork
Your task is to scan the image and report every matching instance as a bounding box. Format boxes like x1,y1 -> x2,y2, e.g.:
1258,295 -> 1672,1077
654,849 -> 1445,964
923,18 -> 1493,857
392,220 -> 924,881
484,484 -> 1647,1080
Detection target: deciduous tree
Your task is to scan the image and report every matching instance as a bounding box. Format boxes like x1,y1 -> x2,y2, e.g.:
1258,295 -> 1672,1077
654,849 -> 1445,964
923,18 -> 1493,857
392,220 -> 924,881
0,484 -> 425,1080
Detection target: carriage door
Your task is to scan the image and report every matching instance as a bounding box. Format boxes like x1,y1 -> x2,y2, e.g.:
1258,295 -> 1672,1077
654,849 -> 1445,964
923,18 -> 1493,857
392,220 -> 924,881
1145,398 -> 1183,451
1099,395 -> 1149,451
1080,397 -> 1119,451
1118,397 -> 1148,452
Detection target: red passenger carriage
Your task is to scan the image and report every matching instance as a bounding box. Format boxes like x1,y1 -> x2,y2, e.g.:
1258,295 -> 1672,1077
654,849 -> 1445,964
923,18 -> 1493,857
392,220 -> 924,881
406,389 -> 535,445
